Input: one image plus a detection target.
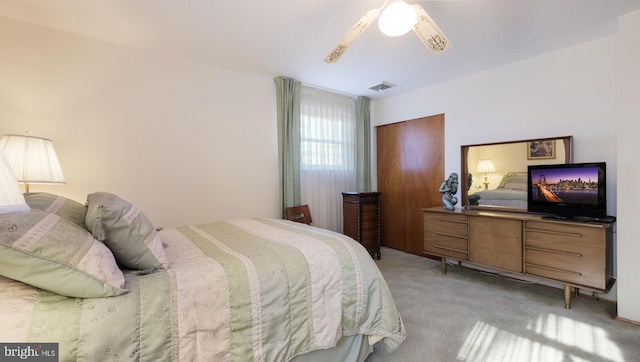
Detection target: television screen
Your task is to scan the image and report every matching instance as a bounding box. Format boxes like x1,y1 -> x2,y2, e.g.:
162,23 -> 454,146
527,162 -> 607,219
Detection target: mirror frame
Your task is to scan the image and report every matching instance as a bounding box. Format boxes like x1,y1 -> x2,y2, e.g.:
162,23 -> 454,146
461,136 -> 573,211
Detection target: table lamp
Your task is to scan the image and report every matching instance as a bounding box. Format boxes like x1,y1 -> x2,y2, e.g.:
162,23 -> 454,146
0,133 -> 65,193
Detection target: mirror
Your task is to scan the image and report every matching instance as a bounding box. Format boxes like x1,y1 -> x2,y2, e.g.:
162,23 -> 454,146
461,136 -> 573,211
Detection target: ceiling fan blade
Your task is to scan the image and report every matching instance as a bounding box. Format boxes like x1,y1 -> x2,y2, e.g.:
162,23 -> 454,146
412,4 -> 452,55
324,8 -> 381,63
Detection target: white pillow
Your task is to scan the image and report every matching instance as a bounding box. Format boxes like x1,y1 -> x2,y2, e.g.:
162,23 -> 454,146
502,182 -> 528,191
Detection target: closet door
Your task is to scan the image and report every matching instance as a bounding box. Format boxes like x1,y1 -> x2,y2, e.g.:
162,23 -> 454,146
376,123 -> 406,251
376,114 -> 445,255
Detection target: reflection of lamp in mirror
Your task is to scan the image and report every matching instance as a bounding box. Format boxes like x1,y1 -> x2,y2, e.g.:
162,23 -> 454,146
0,133 -> 65,193
476,159 -> 496,190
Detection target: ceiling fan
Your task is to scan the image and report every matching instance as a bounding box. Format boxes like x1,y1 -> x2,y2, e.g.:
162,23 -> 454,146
324,0 -> 451,63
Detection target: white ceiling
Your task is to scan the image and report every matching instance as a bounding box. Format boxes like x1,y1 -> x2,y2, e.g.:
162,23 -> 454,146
1,0 -> 639,99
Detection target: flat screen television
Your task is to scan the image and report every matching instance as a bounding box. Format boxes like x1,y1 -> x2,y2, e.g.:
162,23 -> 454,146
527,162 -> 608,220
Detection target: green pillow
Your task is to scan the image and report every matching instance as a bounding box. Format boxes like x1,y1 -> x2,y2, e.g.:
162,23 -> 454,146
85,192 -> 168,270
24,192 -> 86,228
0,210 -> 127,298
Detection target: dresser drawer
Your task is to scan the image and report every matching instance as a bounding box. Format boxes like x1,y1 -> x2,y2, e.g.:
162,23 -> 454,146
424,212 -> 468,260
424,213 -> 468,237
361,203 -> 378,211
525,242 -> 605,269
525,259 -> 606,289
360,219 -> 378,230
342,194 -> 360,203
361,209 -> 378,221
525,221 -> 606,249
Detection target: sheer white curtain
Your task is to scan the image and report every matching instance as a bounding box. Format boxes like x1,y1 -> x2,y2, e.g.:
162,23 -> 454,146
300,86 -> 357,232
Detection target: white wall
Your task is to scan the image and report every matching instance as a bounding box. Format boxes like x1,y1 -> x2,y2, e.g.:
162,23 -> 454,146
0,16 -> 280,227
372,36 -> 617,207
615,10 -> 640,323
371,36 -> 623,303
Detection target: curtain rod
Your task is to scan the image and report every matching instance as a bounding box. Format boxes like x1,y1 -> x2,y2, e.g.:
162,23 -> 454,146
301,82 -> 359,100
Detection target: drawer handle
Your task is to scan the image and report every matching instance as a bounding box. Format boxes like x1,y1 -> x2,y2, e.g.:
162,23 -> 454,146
434,245 -> 468,254
526,263 -> 582,276
433,218 -> 468,225
526,246 -> 582,258
434,231 -> 467,239
525,228 -> 582,238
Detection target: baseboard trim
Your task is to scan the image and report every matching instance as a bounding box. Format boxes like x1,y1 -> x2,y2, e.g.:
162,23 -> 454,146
615,315 -> 640,326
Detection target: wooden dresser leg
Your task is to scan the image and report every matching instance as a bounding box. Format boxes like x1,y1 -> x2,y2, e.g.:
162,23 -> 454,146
441,258 -> 447,275
564,284 -> 571,309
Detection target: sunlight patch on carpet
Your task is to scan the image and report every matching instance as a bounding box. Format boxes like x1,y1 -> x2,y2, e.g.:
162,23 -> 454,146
457,316 -> 623,362
528,313 -> 623,361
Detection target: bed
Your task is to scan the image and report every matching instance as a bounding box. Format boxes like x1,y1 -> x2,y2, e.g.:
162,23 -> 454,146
471,172 -> 528,208
0,192 -> 405,362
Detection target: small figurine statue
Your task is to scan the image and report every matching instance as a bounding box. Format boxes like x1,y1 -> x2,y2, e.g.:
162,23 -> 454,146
439,172 -> 459,211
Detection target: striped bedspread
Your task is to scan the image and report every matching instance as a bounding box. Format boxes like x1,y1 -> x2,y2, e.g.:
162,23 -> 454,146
0,218 -> 405,361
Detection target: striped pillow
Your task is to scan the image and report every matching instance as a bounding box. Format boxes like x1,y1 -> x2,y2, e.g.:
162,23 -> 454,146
24,192 -> 87,228
0,210 -> 126,297
85,192 -> 168,270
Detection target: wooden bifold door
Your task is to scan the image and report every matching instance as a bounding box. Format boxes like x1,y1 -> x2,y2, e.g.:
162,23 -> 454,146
376,114 -> 445,256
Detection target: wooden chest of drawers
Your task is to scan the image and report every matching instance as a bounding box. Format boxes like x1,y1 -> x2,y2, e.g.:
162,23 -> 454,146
342,192 -> 381,259
423,207 -> 614,308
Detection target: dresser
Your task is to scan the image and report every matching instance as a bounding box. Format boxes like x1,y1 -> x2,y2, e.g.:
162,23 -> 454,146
423,207 -> 615,308
342,192 -> 381,259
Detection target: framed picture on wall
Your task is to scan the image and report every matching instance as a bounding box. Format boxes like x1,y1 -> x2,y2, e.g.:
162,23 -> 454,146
527,139 -> 555,160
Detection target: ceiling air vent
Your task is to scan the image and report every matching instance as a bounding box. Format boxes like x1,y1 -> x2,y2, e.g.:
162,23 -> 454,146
368,81 -> 395,92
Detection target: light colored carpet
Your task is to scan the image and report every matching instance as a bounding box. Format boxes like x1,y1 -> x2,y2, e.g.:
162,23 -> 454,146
366,247 -> 639,362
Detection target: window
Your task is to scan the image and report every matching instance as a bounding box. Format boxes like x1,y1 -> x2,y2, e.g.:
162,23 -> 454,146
300,87 -> 356,171
299,86 -> 357,231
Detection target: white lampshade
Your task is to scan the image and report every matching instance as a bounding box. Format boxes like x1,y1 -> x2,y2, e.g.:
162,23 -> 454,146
476,159 -> 496,174
378,0 -> 417,37
0,134 -> 65,191
0,148 -> 30,215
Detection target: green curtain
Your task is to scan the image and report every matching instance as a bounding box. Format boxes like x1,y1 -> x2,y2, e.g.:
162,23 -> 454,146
356,96 -> 371,191
274,76 -> 301,217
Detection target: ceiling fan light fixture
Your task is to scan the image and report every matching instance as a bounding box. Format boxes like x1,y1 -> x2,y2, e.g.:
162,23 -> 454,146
378,0 -> 417,37
324,1 -> 450,63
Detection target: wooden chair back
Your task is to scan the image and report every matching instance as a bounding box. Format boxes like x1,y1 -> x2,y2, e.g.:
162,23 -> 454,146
284,205 -> 312,225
